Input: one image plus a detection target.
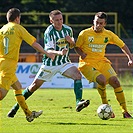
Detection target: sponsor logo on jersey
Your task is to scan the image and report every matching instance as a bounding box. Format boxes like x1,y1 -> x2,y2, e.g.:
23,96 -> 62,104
88,37 -> 94,42
56,38 -> 68,48
104,37 -> 108,43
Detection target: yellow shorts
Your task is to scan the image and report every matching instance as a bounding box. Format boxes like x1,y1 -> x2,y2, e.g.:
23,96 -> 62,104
79,61 -> 117,83
0,58 -> 18,90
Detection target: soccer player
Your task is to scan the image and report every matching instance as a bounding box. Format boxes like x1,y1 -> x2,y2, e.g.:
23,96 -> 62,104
75,12 -> 133,118
7,10 -> 90,118
0,8 -> 55,122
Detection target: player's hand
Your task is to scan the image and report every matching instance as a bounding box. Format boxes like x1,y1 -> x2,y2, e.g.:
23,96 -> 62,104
81,53 -> 87,59
128,60 -> 133,67
46,53 -> 55,61
65,36 -> 75,46
61,48 -> 68,55
65,36 -> 72,43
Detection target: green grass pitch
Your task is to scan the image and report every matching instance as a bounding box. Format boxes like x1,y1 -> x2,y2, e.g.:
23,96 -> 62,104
0,87 -> 132,133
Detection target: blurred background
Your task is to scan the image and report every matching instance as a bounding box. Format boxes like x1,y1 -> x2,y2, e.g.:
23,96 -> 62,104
0,0 -> 133,77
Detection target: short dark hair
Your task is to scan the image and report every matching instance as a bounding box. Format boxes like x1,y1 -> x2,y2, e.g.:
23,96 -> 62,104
49,10 -> 62,19
6,8 -> 20,22
95,12 -> 108,22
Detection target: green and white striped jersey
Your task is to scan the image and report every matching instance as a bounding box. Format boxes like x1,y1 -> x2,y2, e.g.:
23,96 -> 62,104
42,24 -> 73,66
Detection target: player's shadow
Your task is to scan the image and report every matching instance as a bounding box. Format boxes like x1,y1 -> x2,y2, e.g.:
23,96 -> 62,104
43,121 -> 122,126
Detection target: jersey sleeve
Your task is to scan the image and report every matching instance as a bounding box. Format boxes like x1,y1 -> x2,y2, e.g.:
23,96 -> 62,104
109,31 -> 125,48
69,27 -> 73,38
75,30 -> 84,48
68,27 -> 75,49
44,32 -> 55,50
19,25 -> 36,46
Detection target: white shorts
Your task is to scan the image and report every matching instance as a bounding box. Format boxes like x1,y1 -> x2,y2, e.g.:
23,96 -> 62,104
35,62 -> 75,82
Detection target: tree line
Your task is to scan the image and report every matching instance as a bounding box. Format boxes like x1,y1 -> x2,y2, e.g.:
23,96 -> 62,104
0,0 -> 132,32
0,0 -> 132,53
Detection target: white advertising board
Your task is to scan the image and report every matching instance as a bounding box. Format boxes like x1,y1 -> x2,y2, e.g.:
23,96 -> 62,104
16,63 -> 94,89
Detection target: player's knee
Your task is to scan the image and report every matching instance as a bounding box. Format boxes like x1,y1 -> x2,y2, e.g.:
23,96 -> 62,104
0,89 -> 7,100
96,74 -> 106,87
0,91 -> 2,100
0,95 -> 3,100
74,72 -> 82,80
108,76 -> 120,88
99,81 -> 106,87
77,73 -> 82,80
0,96 -> 4,100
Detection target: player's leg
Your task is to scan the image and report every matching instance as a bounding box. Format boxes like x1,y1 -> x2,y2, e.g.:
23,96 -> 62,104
8,64 -> 47,117
8,79 -> 44,117
0,80 -> 42,122
21,78 -> 44,101
97,84 -> 108,104
7,65 -> 55,117
9,88 -> 33,114
108,76 -> 132,118
1,59 -> 42,121
96,80 -> 115,118
7,88 -> 31,117
62,65 -> 83,103
11,80 -> 43,122
95,72 -> 110,104
23,78 -> 44,101
80,64 -> 108,103
0,59 -> 10,100
0,88 -> 8,100
100,62 -> 132,118
61,63 -> 90,112
12,81 -> 32,116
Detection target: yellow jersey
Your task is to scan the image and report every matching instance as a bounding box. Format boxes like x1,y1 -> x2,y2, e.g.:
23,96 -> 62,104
0,22 -> 36,61
76,26 -> 125,64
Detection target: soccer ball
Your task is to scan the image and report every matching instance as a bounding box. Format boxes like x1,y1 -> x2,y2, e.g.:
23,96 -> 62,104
97,104 -> 113,120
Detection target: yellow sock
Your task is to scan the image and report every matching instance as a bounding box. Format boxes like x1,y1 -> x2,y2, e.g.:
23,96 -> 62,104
114,87 -> 127,113
97,85 -> 108,104
14,90 -> 32,116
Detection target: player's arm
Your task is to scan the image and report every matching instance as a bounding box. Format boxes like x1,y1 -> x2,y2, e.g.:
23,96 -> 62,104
47,48 -> 68,56
32,42 -> 55,60
20,26 -> 55,60
65,36 -> 75,48
121,44 -> 133,66
74,47 -> 87,60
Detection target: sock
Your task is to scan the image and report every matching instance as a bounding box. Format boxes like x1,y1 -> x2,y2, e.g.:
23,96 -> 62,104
114,87 -> 127,113
23,87 -> 33,100
14,89 -> 31,116
97,85 -> 108,104
13,87 -> 33,111
74,80 -> 83,105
